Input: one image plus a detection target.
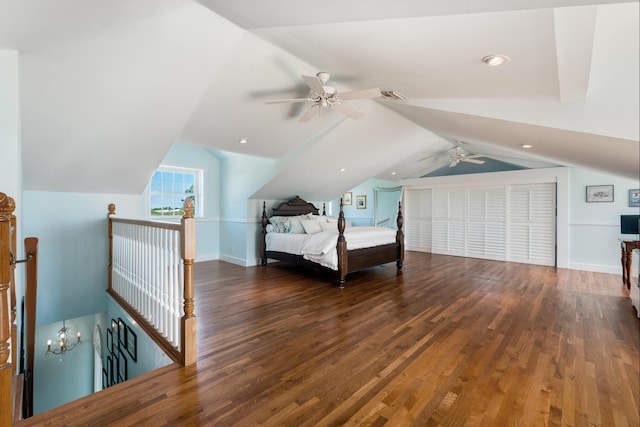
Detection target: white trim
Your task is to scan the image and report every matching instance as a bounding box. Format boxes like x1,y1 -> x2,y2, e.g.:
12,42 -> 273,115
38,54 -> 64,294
568,262 -> 621,275
195,254 -> 218,263
220,217 -> 255,224
219,254 -> 249,266
570,220 -> 618,227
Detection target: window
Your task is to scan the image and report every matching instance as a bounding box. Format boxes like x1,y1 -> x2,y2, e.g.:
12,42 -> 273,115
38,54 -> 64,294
149,165 -> 203,218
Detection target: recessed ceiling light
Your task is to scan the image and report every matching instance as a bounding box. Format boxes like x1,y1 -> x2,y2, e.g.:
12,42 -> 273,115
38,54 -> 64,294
391,172 -> 397,175
482,55 -> 510,66
238,138 -> 248,144
521,144 -> 533,149
339,168 -> 346,172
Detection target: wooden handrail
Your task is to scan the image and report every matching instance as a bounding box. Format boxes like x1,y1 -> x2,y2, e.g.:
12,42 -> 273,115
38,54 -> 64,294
108,201 -> 197,366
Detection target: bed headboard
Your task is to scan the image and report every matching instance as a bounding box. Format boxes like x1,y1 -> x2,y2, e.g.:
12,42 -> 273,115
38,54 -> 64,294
270,196 -> 320,216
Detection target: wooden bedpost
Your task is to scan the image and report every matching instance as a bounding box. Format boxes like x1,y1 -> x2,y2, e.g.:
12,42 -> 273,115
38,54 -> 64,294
336,198 -> 348,288
261,202 -> 268,266
322,203 -> 326,216
396,201 -> 404,269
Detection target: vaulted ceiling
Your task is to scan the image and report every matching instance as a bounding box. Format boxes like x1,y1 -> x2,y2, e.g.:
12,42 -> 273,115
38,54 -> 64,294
1,0 -> 638,200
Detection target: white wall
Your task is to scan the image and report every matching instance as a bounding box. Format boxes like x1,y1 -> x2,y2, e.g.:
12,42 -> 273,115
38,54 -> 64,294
568,168 -> 640,273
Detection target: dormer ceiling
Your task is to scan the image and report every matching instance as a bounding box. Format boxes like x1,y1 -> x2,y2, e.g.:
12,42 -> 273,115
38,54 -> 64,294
1,0 -> 638,198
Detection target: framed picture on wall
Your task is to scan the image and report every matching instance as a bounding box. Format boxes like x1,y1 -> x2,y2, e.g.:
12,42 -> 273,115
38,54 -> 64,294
102,368 -> 108,389
629,189 -> 640,207
117,318 -> 126,347
343,192 -> 352,206
126,324 -> 137,362
117,347 -> 128,383
586,185 -> 614,202
356,195 -> 367,209
106,328 -> 113,354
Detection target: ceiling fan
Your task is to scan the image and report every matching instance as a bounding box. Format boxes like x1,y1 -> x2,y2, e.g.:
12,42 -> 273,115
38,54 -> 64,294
265,72 -> 382,121
449,146 -> 486,167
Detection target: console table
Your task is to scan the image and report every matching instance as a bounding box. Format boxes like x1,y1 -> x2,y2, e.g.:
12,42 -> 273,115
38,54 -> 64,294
619,239 -> 640,289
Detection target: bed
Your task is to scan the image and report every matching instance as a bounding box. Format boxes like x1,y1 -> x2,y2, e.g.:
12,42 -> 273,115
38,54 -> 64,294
260,196 -> 404,288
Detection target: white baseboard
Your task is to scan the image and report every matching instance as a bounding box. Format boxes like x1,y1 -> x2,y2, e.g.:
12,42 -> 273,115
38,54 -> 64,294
568,262 -> 621,275
195,254 -> 218,263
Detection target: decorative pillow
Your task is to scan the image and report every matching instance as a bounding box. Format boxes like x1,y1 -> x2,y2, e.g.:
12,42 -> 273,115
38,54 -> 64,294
300,219 -> 323,234
269,216 -> 291,233
265,224 -> 275,233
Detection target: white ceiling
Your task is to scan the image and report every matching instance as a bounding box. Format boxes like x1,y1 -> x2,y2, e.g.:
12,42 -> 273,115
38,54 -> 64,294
1,0 -> 638,200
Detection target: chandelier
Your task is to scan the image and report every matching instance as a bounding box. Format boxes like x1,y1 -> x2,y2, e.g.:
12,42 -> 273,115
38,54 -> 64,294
45,320 -> 81,358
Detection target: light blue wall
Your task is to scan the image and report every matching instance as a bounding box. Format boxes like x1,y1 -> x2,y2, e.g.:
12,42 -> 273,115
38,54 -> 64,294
568,168 -> 640,273
23,191 -> 144,325
158,143 -> 221,261
331,178 -> 400,226
105,296 -> 172,381
33,297 -> 171,415
219,153 -> 278,265
34,312 -> 102,415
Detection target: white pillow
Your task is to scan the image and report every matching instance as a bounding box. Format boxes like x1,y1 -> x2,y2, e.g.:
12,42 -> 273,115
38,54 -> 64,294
300,219 -> 322,234
287,215 -> 306,234
319,221 -> 336,231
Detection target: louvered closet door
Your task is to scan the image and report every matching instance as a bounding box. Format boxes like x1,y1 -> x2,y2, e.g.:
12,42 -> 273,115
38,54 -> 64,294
405,189 -> 432,252
467,187 -> 506,261
432,189 -> 466,257
507,183 -> 556,266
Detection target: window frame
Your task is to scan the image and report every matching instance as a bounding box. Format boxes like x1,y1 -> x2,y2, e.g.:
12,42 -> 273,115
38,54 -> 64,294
147,165 -> 204,219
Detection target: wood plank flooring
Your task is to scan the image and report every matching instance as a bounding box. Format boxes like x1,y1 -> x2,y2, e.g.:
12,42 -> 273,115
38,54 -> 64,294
19,252 -> 640,426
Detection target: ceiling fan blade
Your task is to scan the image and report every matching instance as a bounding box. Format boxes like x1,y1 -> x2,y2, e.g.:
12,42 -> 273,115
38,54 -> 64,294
302,75 -> 326,95
464,154 -> 485,160
449,159 -> 458,167
339,87 -> 382,100
330,102 -> 364,119
265,98 -> 312,104
299,104 -> 319,122
462,158 -> 485,165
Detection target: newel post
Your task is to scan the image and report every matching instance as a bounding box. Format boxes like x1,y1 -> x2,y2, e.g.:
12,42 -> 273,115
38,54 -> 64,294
0,193 -> 12,427
107,203 -> 116,292
181,199 -> 197,366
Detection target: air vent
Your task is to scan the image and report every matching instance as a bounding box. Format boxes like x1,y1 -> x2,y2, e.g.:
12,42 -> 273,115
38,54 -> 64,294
381,90 -> 407,100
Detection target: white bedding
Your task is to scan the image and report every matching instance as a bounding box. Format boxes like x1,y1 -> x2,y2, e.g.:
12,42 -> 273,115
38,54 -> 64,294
265,226 -> 397,270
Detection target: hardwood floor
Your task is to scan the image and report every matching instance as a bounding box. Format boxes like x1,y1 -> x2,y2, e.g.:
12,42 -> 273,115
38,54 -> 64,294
20,252 -> 640,426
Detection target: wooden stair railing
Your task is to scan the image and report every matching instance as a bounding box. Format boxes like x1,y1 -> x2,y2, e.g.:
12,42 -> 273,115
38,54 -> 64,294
107,200 -> 196,366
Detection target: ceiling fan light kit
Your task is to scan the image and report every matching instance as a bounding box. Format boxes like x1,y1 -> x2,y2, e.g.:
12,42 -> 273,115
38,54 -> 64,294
266,72 -> 386,121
